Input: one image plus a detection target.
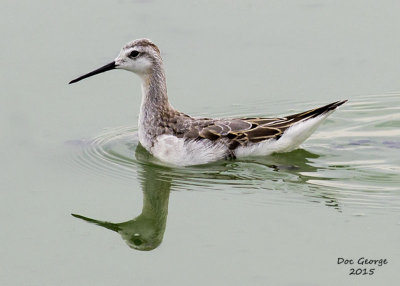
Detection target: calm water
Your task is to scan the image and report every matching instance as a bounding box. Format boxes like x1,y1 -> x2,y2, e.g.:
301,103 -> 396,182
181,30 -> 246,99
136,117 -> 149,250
2,1 -> 400,285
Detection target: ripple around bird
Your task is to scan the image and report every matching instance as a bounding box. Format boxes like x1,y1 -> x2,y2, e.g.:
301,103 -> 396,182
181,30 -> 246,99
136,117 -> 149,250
66,93 -> 400,214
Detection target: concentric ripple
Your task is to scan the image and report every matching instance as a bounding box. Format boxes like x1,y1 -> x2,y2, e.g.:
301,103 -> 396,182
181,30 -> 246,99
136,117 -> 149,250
67,93 -> 400,213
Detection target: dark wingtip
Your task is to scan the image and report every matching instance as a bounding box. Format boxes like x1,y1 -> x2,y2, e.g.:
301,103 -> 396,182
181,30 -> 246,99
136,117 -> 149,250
323,99 -> 348,113
289,99 -> 348,120
333,99 -> 348,108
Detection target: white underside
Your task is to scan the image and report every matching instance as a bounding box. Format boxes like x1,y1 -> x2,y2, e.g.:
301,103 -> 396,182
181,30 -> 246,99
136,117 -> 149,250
151,135 -> 227,166
149,112 -> 333,166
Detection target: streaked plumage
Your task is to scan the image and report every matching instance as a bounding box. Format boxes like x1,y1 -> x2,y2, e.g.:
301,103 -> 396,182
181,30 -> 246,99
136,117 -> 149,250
69,38 -> 347,166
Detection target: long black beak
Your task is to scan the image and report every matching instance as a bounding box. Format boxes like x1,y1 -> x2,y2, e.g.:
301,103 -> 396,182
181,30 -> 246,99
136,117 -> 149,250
69,61 -> 116,84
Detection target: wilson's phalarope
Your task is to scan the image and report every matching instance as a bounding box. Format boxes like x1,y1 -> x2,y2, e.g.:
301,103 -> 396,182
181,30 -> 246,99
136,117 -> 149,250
69,38 -> 346,166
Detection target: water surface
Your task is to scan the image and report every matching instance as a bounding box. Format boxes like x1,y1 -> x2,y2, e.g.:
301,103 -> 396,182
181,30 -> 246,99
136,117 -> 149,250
1,1 -> 400,285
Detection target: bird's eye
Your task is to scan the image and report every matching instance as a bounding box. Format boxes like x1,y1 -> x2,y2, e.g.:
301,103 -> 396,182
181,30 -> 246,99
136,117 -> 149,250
130,50 -> 140,58
133,238 -> 143,246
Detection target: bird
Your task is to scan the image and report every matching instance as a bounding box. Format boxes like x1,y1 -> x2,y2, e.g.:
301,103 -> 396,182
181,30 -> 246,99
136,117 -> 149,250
69,38 -> 347,166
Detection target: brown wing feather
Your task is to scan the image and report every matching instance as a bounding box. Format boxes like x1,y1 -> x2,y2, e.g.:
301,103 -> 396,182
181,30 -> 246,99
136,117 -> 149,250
182,100 -> 347,149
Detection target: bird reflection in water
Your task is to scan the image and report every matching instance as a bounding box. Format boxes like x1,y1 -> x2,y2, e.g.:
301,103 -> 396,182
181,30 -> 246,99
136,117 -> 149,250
72,147 -> 171,251
72,145 -> 341,251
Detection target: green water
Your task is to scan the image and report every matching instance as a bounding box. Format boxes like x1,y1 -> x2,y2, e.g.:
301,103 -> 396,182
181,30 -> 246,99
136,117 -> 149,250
2,1 -> 400,285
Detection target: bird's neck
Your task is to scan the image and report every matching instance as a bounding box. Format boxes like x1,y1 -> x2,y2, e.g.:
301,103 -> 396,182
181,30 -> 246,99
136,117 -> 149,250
138,64 -> 174,149
140,64 -> 170,111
